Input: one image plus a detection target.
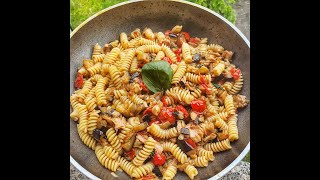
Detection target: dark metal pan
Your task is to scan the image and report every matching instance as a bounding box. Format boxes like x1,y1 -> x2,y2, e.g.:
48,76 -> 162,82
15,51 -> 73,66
70,0 -> 250,179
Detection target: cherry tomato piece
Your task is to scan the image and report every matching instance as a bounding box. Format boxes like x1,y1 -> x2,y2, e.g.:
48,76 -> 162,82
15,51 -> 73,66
185,138 -> 196,148
140,82 -> 149,92
161,96 -> 168,107
181,32 -> 190,42
152,153 -> 166,166
191,99 -> 206,113
165,30 -> 172,36
74,73 -> 84,89
176,105 -> 189,118
158,107 -> 176,124
230,68 -> 241,80
125,149 -> 135,160
162,56 -> 172,65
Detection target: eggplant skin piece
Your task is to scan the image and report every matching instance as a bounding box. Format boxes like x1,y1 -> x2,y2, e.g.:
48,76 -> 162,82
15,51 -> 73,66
176,138 -> 193,153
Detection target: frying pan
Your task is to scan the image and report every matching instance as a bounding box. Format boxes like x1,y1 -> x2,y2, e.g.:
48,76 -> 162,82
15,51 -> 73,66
70,0 -> 250,179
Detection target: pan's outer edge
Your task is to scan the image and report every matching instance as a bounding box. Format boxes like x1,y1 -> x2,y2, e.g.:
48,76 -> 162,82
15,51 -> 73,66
70,0 -> 250,179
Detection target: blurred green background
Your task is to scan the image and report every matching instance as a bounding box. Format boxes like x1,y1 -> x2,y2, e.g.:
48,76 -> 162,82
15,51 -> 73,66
70,0 -> 249,163
70,0 -> 238,30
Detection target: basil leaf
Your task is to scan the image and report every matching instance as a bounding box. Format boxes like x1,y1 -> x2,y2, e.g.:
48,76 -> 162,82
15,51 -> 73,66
142,61 -> 173,93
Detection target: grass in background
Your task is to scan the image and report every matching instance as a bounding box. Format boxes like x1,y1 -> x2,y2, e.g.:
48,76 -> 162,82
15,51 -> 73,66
70,0 -> 126,29
243,151 -> 250,162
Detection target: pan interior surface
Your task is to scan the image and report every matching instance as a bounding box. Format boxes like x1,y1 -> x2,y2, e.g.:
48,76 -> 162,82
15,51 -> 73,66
70,1 -> 250,179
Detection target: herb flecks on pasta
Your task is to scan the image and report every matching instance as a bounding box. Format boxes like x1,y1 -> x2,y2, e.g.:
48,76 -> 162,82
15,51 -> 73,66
70,25 -> 249,180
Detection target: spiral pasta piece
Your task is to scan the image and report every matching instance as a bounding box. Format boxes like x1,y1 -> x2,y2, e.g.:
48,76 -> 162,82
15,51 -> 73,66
132,137 -> 156,166
228,114 -> 239,142
162,142 -> 187,163
132,162 -> 155,178
171,25 -> 182,33
83,59 -> 94,70
198,148 -> 215,161
170,87 -> 194,104
218,111 -> 229,121
156,32 -> 166,44
95,145 -> 119,172
103,47 -> 121,65
120,32 -> 129,49
162,44 -> 177,63
172,61 -> 187,84
105,128 -> 123,154
182,42 -> 192,63
192,156 -> 209,167
161,95 -> 175,106
109,65 -> 122,89
214,116 -> 228,130
204,139 -> 232,153
114,89 -> 128,99
78,104 -> 89,133
224,95 -> 236,115
217,88 -> 228,100
70,110 -> 79,121
139,37 -> 157,45
162,164 -> 177,180
185,72 -> 211,84
120,49 -> 135,72
155,51 -> 165,61
184,165 -> 198,180
136,45 -> 161,53
92,43 -> 102,55
103,145 -> 119,160
118,156 -> 135,177
118,124 -> 134,143
229,73 -> 243,94
77,80 -> 93,100
77,124 -> 96,150
84,95 -> 96,112
142,28 -> 155,40
207,43 -> 224,53
95,77 -> 108,106
87,62 -> 102,77
147,124 -> 178,139
191,89 -> 202,99
129,94 -> 146,106
87,110 -> 99,135
129,57 -> 140,73
212,63 -> 225,76
70,93 -> 81,111
223,81 -> 233,92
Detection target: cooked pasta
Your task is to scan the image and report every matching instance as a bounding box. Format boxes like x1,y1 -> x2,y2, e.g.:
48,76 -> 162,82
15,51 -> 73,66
132,137 -> 156,166
105,128 -> 123,154
204,139 -> 232,152
162,141 -> 188,163
95,145 -> 120,172
163,164 -> 177,180
147,123 -> 178,139
172,61 -> 187,84
192,156 -> 209,167
70,25 -> 249,180
184,165 -> 198,180
77,124 -> 96,150
228,114 -> 239,142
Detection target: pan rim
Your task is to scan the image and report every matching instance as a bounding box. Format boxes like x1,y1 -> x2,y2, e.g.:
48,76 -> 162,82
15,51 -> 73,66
70,0 -> 250,179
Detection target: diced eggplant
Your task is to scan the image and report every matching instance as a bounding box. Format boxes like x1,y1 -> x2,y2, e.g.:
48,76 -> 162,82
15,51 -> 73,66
179,81 -> 186,88
169,33 -> 177,38
153,166 -> 162,177
92,129 -> 104,141
181,128 -> 190,135
100,126 -> 108,134
142,114 -> 151,122
122,134 -> 136,152
129,72 -> 140,83
176,139 -> 193,153
193,53 -> 201,63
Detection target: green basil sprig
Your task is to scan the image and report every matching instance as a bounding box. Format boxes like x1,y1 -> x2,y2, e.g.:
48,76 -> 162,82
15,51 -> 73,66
142,61 -> 173,93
